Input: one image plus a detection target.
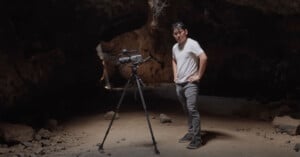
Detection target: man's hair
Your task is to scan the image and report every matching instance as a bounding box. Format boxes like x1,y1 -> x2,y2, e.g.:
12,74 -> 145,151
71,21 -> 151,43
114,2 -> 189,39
172,21 -> 187,30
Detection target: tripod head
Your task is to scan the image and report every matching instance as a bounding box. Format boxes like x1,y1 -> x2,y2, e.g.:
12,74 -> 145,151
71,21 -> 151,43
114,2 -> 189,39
118,49 -> 147,65
118,49 -> 163,67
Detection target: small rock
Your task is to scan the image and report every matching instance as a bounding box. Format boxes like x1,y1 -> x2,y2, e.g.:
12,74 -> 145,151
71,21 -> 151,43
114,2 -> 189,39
34,134 -> 41,141
56,140 -> 63,144
159,113 -> 172,123
35,128 -> 52,140
40,140 -> 51,147
39,149 -> 46,155
35,148 -> 43,154
294,143 -> 300,152
21,141 -> 33,147
104,111 -> 119,120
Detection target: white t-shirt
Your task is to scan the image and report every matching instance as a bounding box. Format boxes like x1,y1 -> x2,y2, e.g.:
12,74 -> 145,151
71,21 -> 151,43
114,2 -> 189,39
172,38 -> 204,83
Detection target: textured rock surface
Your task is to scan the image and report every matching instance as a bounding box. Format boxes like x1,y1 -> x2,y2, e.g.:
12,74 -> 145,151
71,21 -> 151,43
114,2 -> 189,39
0,123 -> 34,143
226,0 -> 300,15
272,115 -> 300,135
0,0 -> 148,110
0,0 -> 299,113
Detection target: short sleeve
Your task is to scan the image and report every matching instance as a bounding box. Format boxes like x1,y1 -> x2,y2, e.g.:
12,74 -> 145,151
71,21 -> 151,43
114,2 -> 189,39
191,41 -> 204,56
172,44 -> 177,59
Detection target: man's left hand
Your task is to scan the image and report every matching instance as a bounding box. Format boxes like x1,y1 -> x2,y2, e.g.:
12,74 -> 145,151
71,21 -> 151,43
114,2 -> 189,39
187,74 -> 200,83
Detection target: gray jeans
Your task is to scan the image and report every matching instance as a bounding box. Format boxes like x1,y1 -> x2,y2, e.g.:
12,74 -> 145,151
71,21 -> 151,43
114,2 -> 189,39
176,82 -> 201,140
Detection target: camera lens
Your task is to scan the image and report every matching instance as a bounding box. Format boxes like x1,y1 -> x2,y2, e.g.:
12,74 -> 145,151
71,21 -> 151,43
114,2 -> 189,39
119,56 -> 130,63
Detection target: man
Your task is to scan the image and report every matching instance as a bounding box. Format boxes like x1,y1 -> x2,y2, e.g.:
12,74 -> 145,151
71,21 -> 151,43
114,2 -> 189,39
172,22 -> 208,149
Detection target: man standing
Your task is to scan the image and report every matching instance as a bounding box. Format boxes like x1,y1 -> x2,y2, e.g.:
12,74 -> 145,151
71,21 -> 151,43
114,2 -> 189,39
172,22 -> 208,149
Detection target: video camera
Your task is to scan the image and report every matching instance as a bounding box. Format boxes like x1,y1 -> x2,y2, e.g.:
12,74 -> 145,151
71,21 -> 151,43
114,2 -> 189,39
118,49 -> 144,65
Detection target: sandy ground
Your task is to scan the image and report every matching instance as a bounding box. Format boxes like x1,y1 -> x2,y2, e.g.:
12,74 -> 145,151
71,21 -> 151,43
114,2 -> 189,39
1,85 -> 299,157
42,109 -> 300,157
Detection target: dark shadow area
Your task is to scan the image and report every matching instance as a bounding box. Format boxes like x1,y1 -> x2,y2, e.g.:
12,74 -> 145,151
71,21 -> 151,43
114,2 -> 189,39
201,130 -> 235,146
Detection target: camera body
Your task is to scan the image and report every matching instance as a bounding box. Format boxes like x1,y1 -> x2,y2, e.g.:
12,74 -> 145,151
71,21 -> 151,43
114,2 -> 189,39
119,54 -> 143,64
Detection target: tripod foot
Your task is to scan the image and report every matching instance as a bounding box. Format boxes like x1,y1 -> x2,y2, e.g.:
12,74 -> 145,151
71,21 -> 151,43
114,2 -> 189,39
97,144 -> 105,154
155,148 -> 160,155
97,143 -> 104,151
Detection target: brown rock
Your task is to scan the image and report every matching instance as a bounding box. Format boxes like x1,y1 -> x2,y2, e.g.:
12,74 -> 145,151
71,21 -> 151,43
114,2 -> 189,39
272,115 -> 300,135
0,123 -> 34,144
35,128 -> 52,140
159,113 -> 172,123
294,143 -> 300,152
104,111 -> 119,120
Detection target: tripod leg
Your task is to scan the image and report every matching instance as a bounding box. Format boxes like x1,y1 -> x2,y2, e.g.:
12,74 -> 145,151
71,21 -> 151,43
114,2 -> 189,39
135,77 -> 160,154
98,78 -> 131,150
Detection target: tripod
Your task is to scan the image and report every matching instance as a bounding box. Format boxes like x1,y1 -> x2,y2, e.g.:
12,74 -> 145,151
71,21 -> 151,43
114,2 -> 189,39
98,63 -> 160,154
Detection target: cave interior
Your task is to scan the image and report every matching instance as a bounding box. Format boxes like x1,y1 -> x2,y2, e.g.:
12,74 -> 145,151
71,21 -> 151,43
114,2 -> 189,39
0,0 -> 299,134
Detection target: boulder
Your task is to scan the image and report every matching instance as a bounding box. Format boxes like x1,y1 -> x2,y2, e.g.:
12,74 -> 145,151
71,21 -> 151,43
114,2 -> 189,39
0,123 -> 34,144
272,115 -> 300,135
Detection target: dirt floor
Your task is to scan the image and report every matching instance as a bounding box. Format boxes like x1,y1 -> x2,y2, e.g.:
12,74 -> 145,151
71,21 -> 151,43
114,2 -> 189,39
1,86 -> 299,157
8,109 -> 294,157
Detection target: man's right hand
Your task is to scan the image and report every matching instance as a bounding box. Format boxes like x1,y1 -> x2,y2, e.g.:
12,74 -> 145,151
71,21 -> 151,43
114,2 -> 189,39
174,77 -> 178,83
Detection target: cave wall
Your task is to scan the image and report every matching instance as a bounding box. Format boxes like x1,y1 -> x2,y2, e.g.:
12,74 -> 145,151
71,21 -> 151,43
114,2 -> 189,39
0,0 -> 148,114
0,0 -> 299,114
181,0 -> 300,101
225,0 -> 300,15
101,0 -> 300,102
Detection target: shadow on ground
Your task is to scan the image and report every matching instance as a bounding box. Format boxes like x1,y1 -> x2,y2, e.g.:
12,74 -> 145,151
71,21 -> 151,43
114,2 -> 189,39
201,130 -> 234,145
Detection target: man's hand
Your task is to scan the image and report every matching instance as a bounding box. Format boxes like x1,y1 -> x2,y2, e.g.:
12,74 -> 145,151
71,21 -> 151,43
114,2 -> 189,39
174,77 -> 178,83
187,74 -> 200,83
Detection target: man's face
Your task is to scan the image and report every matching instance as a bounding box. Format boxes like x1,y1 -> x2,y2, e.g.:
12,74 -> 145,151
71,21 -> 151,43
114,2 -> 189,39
173,28 -> 188,45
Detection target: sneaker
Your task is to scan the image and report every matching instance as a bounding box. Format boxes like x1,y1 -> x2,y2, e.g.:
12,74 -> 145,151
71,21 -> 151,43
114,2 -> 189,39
186,138 -> 202,149
178,133 -> 193,143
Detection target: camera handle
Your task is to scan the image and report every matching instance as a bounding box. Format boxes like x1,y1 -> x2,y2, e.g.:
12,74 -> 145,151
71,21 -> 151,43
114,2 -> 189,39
98,64 -> 160,155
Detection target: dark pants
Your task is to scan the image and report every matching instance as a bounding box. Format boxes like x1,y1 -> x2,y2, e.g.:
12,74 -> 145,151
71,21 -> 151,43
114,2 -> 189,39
176,82 -> 201,141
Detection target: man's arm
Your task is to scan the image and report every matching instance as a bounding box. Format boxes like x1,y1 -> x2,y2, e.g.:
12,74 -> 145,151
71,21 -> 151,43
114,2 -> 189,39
188,52 -> 208,82
172,59 -> 178,83
198,52 -> 208,80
